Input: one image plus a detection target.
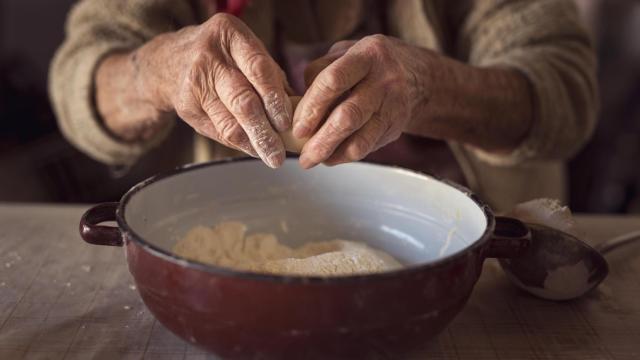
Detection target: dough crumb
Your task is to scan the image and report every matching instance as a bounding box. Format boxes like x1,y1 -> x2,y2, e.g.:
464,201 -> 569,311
507,198 -> 580,237
173,222 -> 402,276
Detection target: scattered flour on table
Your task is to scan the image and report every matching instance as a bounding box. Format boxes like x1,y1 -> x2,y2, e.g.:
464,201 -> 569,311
172,222 -> 402,276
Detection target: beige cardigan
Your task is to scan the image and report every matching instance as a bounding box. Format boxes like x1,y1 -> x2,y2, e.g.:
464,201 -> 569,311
49,0 -> 597,211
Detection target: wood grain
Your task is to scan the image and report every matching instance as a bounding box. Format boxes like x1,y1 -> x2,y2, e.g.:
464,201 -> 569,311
0,204 -> 638,359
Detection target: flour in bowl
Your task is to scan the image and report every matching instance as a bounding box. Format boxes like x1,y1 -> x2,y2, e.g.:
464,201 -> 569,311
172,222 -> 402,276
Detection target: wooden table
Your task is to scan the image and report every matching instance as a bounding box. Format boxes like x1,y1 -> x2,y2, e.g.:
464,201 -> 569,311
0,204 -> 639,359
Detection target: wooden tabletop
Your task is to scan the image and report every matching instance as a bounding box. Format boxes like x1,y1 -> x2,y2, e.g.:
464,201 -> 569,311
0,204 -> 639,359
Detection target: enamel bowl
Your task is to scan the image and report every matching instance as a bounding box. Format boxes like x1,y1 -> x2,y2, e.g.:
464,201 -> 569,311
80,158 -> 529,359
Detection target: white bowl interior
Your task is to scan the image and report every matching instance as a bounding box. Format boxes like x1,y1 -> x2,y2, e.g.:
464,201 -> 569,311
124,160 -> 488,266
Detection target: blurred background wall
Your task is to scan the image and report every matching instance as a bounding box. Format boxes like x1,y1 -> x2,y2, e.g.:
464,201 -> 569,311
571,0 -> 640,213
0,0 -> 638,212
0,0 -> 191,203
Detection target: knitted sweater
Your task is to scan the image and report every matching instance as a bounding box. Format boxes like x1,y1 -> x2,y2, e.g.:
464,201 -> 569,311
49,0 -> 597,211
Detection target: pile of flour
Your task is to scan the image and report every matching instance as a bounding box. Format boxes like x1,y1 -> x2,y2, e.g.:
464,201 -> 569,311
172,222 -> 402,276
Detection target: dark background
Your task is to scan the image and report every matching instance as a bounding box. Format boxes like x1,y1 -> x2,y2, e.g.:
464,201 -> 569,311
0,0 -> 639,213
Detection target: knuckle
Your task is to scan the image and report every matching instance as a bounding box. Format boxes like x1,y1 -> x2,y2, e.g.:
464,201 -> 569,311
363,34 -> 391,58
244,52 -> 275,83
303,105 -> 322,125
209,12 -> 235,28
337,101 -> 365,123
312,140 -> 334,159
318,68 -> 348,94
229,88 -> 262,118
218,119 -> 245,144
365,34 -> 388,49
346,135 -> 373,160
381,74 -> 403,90
327,118 -> 357,135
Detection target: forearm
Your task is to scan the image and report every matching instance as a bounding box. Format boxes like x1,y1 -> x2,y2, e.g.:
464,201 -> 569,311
95,35 -> 175,142
405,52 -> 533,153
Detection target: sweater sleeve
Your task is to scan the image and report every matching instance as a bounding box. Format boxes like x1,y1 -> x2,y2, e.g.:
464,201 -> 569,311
49,0 -> 200,165
456,0 -> 598,166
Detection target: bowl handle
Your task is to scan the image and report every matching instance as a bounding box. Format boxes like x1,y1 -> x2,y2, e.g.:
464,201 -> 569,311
484,216 -> 531,258
79,202 -> 123,246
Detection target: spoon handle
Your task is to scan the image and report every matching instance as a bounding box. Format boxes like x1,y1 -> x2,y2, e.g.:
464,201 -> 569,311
485,216 -> 532,258
594,230 -> 640,254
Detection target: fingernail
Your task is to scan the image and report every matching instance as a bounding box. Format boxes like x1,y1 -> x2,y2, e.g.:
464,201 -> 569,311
265,150 -> 285,169
298,152 -> 315,169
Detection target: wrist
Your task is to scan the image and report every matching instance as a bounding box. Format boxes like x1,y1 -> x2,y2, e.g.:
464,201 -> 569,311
405,53 -> 533,152
403,49 -> 457,138
132,32 -> 178,112
404,47 -> 437,122
95,41 -> 175,142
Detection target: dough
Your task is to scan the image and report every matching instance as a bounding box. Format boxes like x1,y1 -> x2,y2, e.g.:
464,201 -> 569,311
172,221 -> 402,276
507,198 -> 581,238
280,129 -> 309,153
280,96 -> 310,153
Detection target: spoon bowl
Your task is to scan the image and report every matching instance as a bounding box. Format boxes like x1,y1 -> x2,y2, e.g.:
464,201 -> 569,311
499,224 -> 640,301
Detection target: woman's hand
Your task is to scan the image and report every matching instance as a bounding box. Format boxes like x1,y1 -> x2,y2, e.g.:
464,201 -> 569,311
293,34 -> 534,169
292,35 -> 423,169
99,13 -> 292,168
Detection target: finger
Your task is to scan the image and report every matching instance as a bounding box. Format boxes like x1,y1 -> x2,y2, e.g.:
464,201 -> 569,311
279,96 -> 310,153
327,40 -> 357,55
198,97 -> 258,157
303,42 -> 354,88
174,62 -> 258,157
293,49 -> 372,138
215,67 -> 285,168
229,24 -> 292,132
304,57 -> 334,89
284,78 -> 295,96
324,113 -> 389,166
298,81 -> 383,169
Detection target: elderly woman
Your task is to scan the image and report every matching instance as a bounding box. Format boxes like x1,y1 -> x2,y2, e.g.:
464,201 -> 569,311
50,0 -> 596,211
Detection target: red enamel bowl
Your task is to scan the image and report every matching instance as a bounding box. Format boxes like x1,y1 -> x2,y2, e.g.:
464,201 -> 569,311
80,158 -> 529,359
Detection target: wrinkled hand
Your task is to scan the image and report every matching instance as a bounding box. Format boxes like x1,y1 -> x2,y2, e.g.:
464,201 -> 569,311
137,13 -> 292,168
293,35 -> 422,168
